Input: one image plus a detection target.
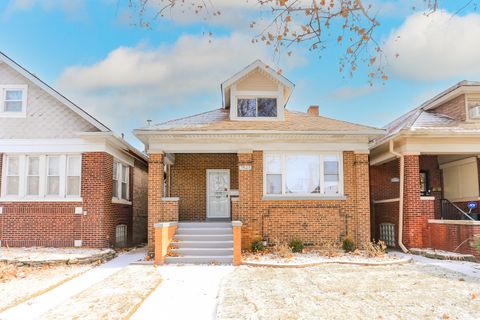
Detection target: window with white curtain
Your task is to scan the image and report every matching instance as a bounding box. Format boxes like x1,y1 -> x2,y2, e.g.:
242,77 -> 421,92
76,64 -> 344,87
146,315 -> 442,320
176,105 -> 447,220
1,154 -> 82,199
112,161 -> 130,202
6,156 -> 20,195
27,156 -> 40,196
264,152 -> 343,197
67,156 -> 81,196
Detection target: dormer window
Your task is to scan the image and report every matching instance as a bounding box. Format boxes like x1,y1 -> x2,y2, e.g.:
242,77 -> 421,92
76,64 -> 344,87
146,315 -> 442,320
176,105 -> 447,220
237,97 -> 277,118
1,85 -> 27,117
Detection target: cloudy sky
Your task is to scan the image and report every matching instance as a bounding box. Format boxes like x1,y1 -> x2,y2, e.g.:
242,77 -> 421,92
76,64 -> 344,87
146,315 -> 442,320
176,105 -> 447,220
1,0 -> 480,149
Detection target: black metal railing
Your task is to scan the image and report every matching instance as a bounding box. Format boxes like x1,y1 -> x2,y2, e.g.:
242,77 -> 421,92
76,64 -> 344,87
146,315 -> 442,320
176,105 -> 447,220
440,199 -> 476,221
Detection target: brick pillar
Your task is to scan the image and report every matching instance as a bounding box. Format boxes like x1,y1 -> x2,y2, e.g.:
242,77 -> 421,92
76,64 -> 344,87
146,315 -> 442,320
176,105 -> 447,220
148,153 -> 164,252
403,154 -> 428,248
237,152 -> 259,249
354,153 -> 371,247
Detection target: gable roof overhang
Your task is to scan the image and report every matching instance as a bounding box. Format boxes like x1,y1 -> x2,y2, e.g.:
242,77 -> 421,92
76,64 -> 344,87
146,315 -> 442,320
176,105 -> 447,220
0,51 -> 110,132
220,60 -> 295,108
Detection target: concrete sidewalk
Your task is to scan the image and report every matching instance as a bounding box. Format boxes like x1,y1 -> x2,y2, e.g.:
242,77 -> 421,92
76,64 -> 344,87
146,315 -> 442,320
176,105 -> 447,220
391,251 -> 480,278
0,247 -> 146,320
131,265 -> 235,320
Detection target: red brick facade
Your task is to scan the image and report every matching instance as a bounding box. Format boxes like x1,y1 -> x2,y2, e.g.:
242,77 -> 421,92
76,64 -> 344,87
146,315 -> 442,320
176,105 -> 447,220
427,222 -> 480,260
171,153 -> 238,221
0,152 -> 146,248
235,151 -> 371,249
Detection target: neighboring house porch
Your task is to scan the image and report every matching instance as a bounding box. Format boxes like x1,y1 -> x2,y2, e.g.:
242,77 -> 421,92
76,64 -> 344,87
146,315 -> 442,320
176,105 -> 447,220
370,82 -> 480,259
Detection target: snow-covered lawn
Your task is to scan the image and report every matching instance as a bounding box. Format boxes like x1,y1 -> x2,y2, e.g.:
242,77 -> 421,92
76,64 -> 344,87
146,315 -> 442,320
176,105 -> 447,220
243,250 -> 407,266
0,263 -> 91,312
217,263 -> 480,319
0,247 -> 115,266
40,265 -> 162,319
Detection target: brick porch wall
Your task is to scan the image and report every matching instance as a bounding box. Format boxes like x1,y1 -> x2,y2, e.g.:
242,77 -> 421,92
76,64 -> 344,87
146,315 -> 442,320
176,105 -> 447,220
427,222 -> 480,260
236,151 -> 371,249
171,153 -> 238,221
0,152 -> 138,248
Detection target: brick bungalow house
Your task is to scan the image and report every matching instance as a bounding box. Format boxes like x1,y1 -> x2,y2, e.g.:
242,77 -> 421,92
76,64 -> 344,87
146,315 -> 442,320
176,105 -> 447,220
0,51 -> 148,248
370,81 -> 480,259
134,60 -> 384,263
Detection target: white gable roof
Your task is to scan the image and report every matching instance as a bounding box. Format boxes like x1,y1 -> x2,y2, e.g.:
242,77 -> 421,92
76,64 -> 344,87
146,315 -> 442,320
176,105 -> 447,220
0,51 -> 110,132
221,60 -> 295,108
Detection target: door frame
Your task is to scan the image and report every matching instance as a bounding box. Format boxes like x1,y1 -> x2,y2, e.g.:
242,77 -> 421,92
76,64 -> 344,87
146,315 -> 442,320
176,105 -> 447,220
206,169 -> 231,219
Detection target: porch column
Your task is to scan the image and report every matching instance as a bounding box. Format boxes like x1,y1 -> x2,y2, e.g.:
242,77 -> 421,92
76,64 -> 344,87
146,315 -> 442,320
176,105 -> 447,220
148,153 -> 164,253
354,152 -> 371,247
237,151 -> 258,249
403,154 -> 433,248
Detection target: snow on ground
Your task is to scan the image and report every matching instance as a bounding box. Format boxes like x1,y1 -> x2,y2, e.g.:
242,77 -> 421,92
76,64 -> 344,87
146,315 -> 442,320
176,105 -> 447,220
0,247 -> 146,320
0,263 -> 91,312
217,263 -> 480,320
0,247 -> 115,265
131,265 -> 235,320
41,265 -> 161,320
243,249 -> 404,265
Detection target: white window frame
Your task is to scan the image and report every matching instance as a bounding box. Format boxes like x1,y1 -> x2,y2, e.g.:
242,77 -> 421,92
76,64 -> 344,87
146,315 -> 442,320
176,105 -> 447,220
230,85 -> 285,121
4,155 -> 21,196
112,160 -> 131,204
0,85 -> 28,118
236,96 -> 278,118
26,156 -> 40,196
66,155 -> 82,198
263,152 -> 344,199
0,154 -> 82,201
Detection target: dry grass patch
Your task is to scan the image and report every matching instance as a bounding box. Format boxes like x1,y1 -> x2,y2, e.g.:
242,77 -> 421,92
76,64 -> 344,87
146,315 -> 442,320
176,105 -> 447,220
41,265 -> 162,320
217,263 -> 480,319
0,262 -> 91,312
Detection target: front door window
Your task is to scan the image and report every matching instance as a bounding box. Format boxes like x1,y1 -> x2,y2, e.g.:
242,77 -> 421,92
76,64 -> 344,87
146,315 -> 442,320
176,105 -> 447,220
207,170 -> 230,218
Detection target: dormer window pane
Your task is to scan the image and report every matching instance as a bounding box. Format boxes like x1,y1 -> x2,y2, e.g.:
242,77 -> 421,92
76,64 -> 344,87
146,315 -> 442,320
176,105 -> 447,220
258,98 -> 277,117
237,98 -> 256,117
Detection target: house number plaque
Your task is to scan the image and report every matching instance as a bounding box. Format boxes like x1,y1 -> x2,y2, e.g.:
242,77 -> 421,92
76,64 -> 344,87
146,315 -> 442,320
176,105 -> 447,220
239,165 -> 252,171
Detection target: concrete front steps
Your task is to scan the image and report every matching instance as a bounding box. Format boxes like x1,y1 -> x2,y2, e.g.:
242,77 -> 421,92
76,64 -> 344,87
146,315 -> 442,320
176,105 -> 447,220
166,222 -> 234,264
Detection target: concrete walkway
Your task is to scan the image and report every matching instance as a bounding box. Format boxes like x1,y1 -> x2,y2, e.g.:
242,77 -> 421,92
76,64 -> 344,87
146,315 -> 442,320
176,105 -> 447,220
0,247 -> 146,320
391,251 -> 480,278
131,265 -> 235,320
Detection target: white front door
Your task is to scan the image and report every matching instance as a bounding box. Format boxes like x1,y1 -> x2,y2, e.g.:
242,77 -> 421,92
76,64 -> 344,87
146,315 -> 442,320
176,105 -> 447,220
206,169 -> 230,218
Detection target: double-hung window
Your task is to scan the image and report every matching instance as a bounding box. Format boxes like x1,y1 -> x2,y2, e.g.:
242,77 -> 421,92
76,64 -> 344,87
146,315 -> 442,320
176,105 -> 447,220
1,85 -> 27,117
264,152 -> 343,197
113,161 -> 130,202
237,97 -> 277,118
1,154 -> 82,200
6,156 -> 20,196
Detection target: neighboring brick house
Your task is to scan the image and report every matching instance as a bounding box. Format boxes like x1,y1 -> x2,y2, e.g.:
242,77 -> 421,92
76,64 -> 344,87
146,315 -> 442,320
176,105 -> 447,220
134,60 -> 384,252
0,51 -> 148,248
370,81 -> 480,259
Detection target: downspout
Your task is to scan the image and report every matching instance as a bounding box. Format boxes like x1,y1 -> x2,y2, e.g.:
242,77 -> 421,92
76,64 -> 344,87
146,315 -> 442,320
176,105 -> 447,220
389,140 -> 408,253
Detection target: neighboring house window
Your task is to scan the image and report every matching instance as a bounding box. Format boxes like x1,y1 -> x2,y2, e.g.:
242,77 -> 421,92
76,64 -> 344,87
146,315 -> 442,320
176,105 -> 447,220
47,156 -> 60,196
264,152 -> 343,196
237,97 -> 277,118
27,156 -> 40,196
6,156 -> 20,196
67,156 -> 81,196
113,161 -> 130,202
115,224 -> 127,247
0,85 -> 27,117
419,170 -> 430,196
1,154 -> 82,200
441,157 -> 479,201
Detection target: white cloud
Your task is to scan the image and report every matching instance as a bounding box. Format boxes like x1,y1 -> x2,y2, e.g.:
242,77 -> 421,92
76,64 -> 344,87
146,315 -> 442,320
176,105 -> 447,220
329,85 -> 378,101
56,32 -> 304,133
3,0 -> 86,19
384,10 -> 480,81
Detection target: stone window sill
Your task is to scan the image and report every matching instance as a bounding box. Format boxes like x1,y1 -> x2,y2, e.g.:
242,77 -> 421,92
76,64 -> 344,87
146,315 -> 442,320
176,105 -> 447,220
262,195 -> 347,201
0,197 -> 83,203
112,198 -> 132,205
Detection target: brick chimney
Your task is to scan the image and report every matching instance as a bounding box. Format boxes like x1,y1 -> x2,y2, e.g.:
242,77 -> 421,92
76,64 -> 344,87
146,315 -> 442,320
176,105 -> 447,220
307,105 -> 319,116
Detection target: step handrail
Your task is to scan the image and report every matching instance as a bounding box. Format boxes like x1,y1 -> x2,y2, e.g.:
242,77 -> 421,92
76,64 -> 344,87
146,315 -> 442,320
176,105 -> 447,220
440,199 -> 475,221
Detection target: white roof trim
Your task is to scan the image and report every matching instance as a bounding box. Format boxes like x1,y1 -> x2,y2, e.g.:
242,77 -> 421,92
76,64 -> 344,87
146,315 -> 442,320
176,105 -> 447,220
0,51 -> 110,132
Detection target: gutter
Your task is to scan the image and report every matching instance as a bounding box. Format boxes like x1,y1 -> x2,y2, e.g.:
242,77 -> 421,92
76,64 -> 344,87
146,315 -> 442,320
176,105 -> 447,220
389,140 -> 408,253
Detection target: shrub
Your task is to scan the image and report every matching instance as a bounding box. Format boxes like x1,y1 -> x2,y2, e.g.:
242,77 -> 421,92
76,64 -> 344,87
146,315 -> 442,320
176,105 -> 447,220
274,242 -> 292,258
289,239 -> 304,253
251,238 -> 265,253
342,236 -> 356,252
365,240 -> 387,257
